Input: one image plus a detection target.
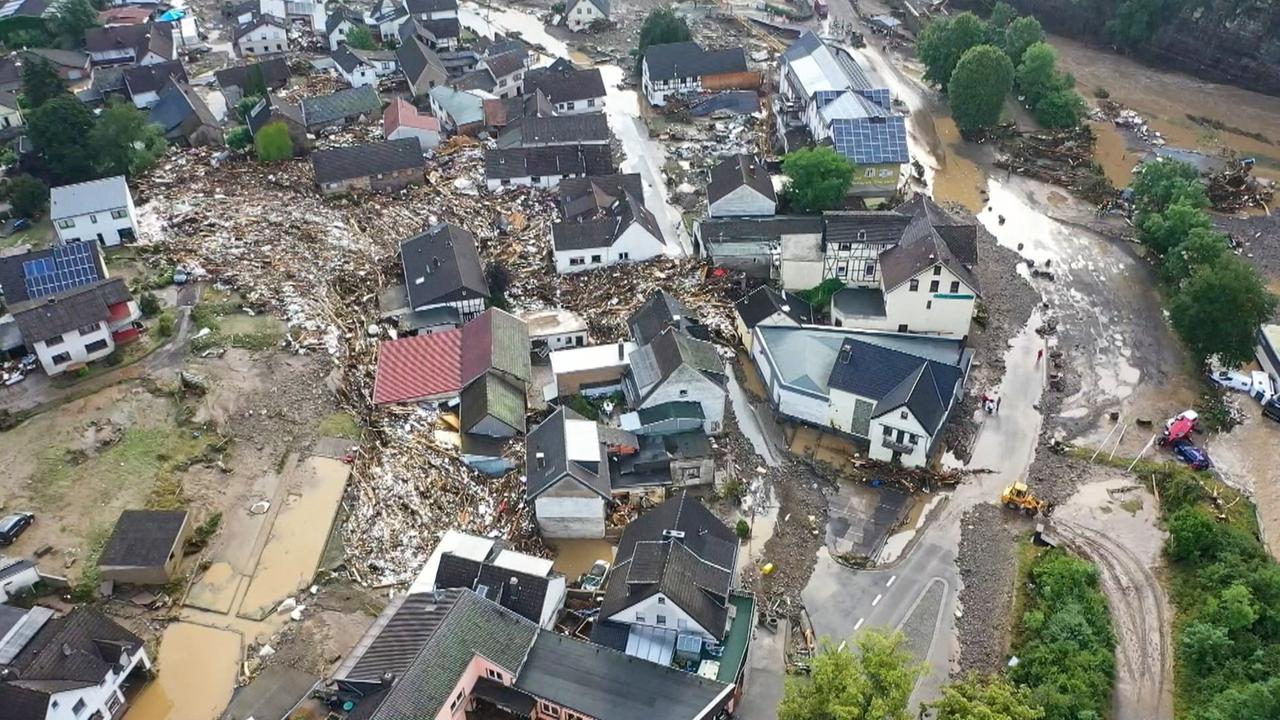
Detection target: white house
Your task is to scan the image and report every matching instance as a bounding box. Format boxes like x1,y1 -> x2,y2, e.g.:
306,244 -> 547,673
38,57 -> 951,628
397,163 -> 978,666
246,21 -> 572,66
518,308 -> 589,351
552,190 -> 664,274
13,279 -> 141,376
707,154 -> 776,218
234,14 -> 288,57
750,325 -> 970,467
480,49 -> 526,99
383,97 -> 441,150
484,144 -> 614,191
525,407 -> 613,538
640,41 -> 748,107
733,285 -> 812,351
0,91 -> 23,129
257,0 -> 325,29
564,0 -> 608,32
624,327 -> 727,434
333,46 -> 398,88
0,557 -> 39,601
50,175 -> 139,246
324,6 -> 362,51
548,340 -> 635,398
369,0 -> 410,40
399,223 -> 489,321
522,61 -> 607,115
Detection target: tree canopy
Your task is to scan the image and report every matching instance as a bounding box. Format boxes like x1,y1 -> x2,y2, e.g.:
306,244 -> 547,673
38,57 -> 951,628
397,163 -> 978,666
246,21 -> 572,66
28,95 -> 96,182
1169,256 -> 1278,365
781,147 -> 854,213
91,101 -> 167,177
778,630 -> 924,720
8,174 -> 48,219
636,7 -> 691,68
20,56 -> 67,108
51,0 -> 99,43
1003,15 -> 1044,65
918,12 -> 989,87
948,45 -> 1013,132
1015,43 -> 1065,107
928,674 -> 1044,720
344,25 -> 379,50
1131,158 -> 1208,215
254,121 -> 294,162
1138,199 -> 1212,256
1032,88 -> 1086,129
1161,227 -> 1230,286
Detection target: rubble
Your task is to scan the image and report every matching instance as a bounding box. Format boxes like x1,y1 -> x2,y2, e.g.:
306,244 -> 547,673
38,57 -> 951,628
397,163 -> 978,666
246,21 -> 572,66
955,503 -> 1021,675
994,125 -> 1117,205
1206,157 -> 1275,212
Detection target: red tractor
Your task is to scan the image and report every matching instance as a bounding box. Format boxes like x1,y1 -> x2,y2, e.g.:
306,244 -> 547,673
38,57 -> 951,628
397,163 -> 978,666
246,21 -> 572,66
1159,411 -> 1198,447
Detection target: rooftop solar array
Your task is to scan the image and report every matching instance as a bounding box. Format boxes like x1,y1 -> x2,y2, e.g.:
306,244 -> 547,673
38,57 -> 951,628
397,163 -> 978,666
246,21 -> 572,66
22,242 -> 102,299
832,115 -> 910,166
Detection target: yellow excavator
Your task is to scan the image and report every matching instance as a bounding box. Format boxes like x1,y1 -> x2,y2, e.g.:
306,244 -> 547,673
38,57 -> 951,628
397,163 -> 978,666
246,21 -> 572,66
1001,481 -> 1053,517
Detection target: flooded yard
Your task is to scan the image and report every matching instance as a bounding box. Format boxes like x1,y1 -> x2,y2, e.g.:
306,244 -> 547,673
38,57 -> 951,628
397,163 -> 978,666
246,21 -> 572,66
126,622 -> 242,720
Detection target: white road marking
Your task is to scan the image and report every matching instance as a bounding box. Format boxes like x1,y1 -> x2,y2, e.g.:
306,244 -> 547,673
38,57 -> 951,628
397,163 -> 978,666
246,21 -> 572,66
872,594 -> 883,607
886,575 -> 897,587
854,617 -> 865,630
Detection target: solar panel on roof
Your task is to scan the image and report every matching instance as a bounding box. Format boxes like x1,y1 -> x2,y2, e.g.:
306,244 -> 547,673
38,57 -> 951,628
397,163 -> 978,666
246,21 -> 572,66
0,0 -> 25,18
832,116 -> 909,165
22,243 -> 101,299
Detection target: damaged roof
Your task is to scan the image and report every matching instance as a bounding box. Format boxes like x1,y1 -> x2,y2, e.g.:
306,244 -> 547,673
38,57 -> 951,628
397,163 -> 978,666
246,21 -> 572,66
627,289 -> 699,345
734,286 -> 813,328
311,137 -> 425,185
485,144 -> 614,181
122,59 -> 187,97
399,222 -> 488,310
302,85 -> 381,128
460,307 -> 531,387
551,190 -> 661,251
215,58 -> 291,91
557,173 -> 643,221
642,41 -> 747,82
372,328 -> 463,404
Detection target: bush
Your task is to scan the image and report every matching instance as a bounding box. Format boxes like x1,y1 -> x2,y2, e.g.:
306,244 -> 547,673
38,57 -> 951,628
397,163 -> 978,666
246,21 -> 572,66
1093,86 -> 1110,99
735,518 -> 751,539
156,311 -> 176,338
254,121 -> 293,162
1032,89 -> 1086,129
235,94 -> 263,121
226,126 -> 252,150
138,291 -> 161,317
8,174 -> 48,219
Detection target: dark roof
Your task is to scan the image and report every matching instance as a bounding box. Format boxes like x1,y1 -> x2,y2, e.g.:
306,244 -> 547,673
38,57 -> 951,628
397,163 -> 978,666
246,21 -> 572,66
302,85 -> 381,128
332,45 -> 369,74
707,154 -> 775,207
232,14 -> 286,42
3,608 -> 143,688
0,241 -> 104,306
98,510 -> 188,569
246,93 -> 303,135
336,589 -> 462,683
434,552 -> 553,625
826,337 -> 965,434
325,5 -> 362,36
735,286 -> 813,328
485,144 -> 614,181
879,209 -> 979,294
460,372 -> 526,434
312,138 -> 424,185
516,630 -> 732,720
399,223 -> 488,309
497,113 -> 610,149
419,17 -> 460,41
368,590 -> 538,720
12,278 -> 130,344
628,289 -> 698,345
215,58 -> 291,91
895,194 -> 978,264
697,215 -> 824,245
397,36 -> 446,88
460,307 -> 531,387
149,78 -> 217,134
551,190 -> 661,251
642,41 -> 747,82
823,210 -> 913,245
85,21 -> 174,59
483,49 -> 525,78
525,407 -> 612,501
471,676 -> 536,715
566,0 -> 610,16
557,173 -> 643,221
405,0 -> 458,14
523,64 -> 605,104
122,59 -> 186,96
600,492 -> 737,639
450,66 -> 495,92
831,286 -> 886,318
0,558 -> 35,583
0,684 -> 49,720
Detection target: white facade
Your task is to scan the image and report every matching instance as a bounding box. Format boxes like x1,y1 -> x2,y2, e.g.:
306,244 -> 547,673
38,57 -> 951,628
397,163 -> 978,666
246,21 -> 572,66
0,562 -> 39,601
553,223 -> 664,274
51,177 -> 140,247
33,321 -> 115,375
607,591 -> 715,640
636,365 -> 725,434
0,101 -> 23,129
779,233 -> 825,291
642,57 -> 703,107
708,184 -> 775,219
338,60 -> 378,88
868,405 -> 929,465
565,0 -> 606,31
830,264 -> 977,337
237,22 -> 288,57
283,0 -> 327,28
486,173 -> 579,192
44,642 -> 152,720
534,495 -> 605,538
388,123 -> 442,150
327,18 -> 357,50
547,95 -> 603,115
489,68 -> 524,99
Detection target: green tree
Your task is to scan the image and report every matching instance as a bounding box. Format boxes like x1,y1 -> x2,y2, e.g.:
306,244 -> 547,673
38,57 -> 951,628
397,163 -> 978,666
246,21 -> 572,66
28,94 -> 96,182
243,64 -> 269,99
226,126 -> 253,150
1107,0 -> 1176,47
779,630 -> 924,720
91,101 -> 167,177
1138,200 -> 1211,256
636,7 -> 691,69
918,12 -> 989,87
781,146 -> 854,213
138,291 -> 162,317
1131,158 -> 1207,215
1033,88 -> 1085,129
7,27 -> 52,48
344,25 -> 378,50
1003,15 -> 1044,65
51,0 -> 99,42
948,45 -> 1014,132
1208,584 -> 1259,632
1170,256 -> 1278,365
1162,227 -> 1230,285
929,674 -> 1044,720
7,174 -> 47,218
235,94 -> 264,120
1167,508 -> 1221,563
20,56 -> 67,108
1015,42 -> 1065,107
254,121 -> 294,162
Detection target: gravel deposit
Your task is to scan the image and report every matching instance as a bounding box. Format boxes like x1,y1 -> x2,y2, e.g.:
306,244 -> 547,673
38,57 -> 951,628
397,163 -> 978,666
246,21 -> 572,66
1027,441 -> 1098,505
955,503 -> 1022,675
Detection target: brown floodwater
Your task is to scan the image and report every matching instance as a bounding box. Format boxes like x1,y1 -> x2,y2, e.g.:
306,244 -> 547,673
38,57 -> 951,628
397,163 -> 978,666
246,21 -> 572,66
125,622 -> 241,720
547,538 -> 616,580
929,116 -> 988,213
1090,120 -> 1138,188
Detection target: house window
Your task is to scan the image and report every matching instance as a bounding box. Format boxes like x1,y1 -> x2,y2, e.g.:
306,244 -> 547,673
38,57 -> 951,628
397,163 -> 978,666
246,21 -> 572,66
57,219 -> 75,229
89,214 -> 98,223
933,266 -> 942,275
656,614 -> 667,625
908,279 -> 918,292
909,435 -> 919,445
897,324 -> 908,332
900,410 -> 909,419
657,596 -> 665,605
52,351 -> 72,364
863,261 -> 875,278
587,98 -> 595,107
857,229 -> 866,241
883,425 -> 893,437
678,389 -> 688,397
47,333 -> 64,345
836,264 -> 847,277
485,667 -> 504,682
110,208 -> 128,219
590,255 -> 603,266
539,702 -> 562,718
926,300 -> 932,309
929,280 -> 939,292
72,699 -> 87,716
79,323 -> 100,337
677,618 -> 688,629
500,179 -> 510,186
618,252 -> 629,260
837,243 -> 850,252
85,339 -> 108,354
569,257 -> 585,266
566,101 -> 575,110
530,176 -> 541,183
864,168 -> 875,178
949,281 -> 960,293
635,612 -> 645,622
449,689 -> 465,712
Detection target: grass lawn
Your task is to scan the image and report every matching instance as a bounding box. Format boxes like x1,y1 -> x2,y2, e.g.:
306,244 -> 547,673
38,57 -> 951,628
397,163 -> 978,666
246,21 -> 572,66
317,412 -> 362,440
0,216 -> 54,251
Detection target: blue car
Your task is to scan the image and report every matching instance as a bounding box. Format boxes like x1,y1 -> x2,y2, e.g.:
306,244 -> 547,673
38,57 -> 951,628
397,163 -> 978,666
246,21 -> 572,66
1171,440 -> 1211,470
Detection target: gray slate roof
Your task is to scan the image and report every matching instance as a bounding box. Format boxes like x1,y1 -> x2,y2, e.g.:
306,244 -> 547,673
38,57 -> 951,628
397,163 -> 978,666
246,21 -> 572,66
149,78 -> 217,135
628,327 -> 725,402
369,590 -> 537,720
707,154 -> 775,207
525,406 -> 612,501
325,5 -> 362,36
434,550 -> 553,625
99,510 -> 187,569
734,285 -> 813,328
399,223 -> 488,309
697,215 -> 823,245
334,588 -> 462,685
0,241 -> 105,306
483,49 -> 525,78
642,41 -> 747,82
551,190 -> 661,251
311,138 -> 424,185
522,63 -> 605,104
826,337 -> 965,434
302,85 -> 381,128
516,629 -> 732,720
2,608 -> 142,691
12,278 -> 130,343
123,59 -> 187,97
627,289 -> 698,345
397,36 -> 446,89
557,173 -> 642,221
484,144 -> 614,181
332,45 -> 369,74
215,58 -> 291,92
497,113 -> 610,149
600,493 -> 737,639
879,204 -> 979,294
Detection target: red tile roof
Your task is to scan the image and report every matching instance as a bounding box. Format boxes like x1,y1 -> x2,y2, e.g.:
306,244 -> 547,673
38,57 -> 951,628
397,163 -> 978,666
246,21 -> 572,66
107,301 -> 133,324
372,329 -> 464,405
384,97 -> 440,135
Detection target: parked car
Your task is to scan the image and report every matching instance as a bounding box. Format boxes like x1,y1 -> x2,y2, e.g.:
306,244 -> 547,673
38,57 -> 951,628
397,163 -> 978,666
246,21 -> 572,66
1263,397 -> 1280,423
1171,441 -> 1212,471
0,512 -> 34,545
1209,369 -> 1252,393
1250,371 -> 1275,404
579,560 -> 610,591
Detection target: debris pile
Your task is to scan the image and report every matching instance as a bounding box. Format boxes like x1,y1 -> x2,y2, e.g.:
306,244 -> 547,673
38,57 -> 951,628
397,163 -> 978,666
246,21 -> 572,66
1206,158 -> 1275,212
955,503 -> 1020,674
994,125 -> 1116,205
1093,100 -> 1167,147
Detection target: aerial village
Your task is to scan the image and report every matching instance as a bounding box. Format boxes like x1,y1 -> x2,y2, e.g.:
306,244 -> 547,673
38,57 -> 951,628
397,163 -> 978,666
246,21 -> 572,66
0,0 -> 1279,718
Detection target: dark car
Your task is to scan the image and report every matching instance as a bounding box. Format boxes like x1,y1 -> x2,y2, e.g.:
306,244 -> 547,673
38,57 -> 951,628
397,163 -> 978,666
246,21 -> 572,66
0,512 -> 34,545
1171,441 -> 1212,471
1264,397 -> 1280,424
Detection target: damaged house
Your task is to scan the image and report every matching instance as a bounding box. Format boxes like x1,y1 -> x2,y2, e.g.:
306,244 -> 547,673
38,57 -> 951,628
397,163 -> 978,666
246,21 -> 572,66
414,530 -> 566,629
522,58 -> 606,114
121,59 -> 186,108
551,188 -> 664,274
389,221 -> 489,331
485,144 -> 614,191
733,285 -> 813,351
525,406 -> 615,538
332,45 -> 399,88
311,137 -> 425,194
624,326 -> 727,435
497,113 -> 610,149
564,0 -> 609,32
246,94 -> 309,153
640,41 -> 754,107
148,77 -> 224,147
397,35 -> 449,99
300,85 -> 382,132
214,57 -> 290,106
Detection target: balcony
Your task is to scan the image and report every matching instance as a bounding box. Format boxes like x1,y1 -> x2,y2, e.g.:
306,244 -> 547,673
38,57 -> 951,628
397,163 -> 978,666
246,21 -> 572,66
881,438 -> 915,454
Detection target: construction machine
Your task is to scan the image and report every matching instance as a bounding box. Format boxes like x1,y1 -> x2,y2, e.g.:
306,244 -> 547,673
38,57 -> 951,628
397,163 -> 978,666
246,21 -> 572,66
1001,481 -> 1053,517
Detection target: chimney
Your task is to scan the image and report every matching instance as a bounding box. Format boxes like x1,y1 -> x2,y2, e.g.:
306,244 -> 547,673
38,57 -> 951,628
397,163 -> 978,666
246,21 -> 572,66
432,256 -> 441,268
508,576 -> 519,600
617,341 -> 625,361
536,451 -> 545,468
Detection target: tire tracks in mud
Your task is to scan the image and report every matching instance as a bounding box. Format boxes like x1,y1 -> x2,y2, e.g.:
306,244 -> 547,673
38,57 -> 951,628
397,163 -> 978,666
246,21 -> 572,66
1052,520 -> 1173,720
